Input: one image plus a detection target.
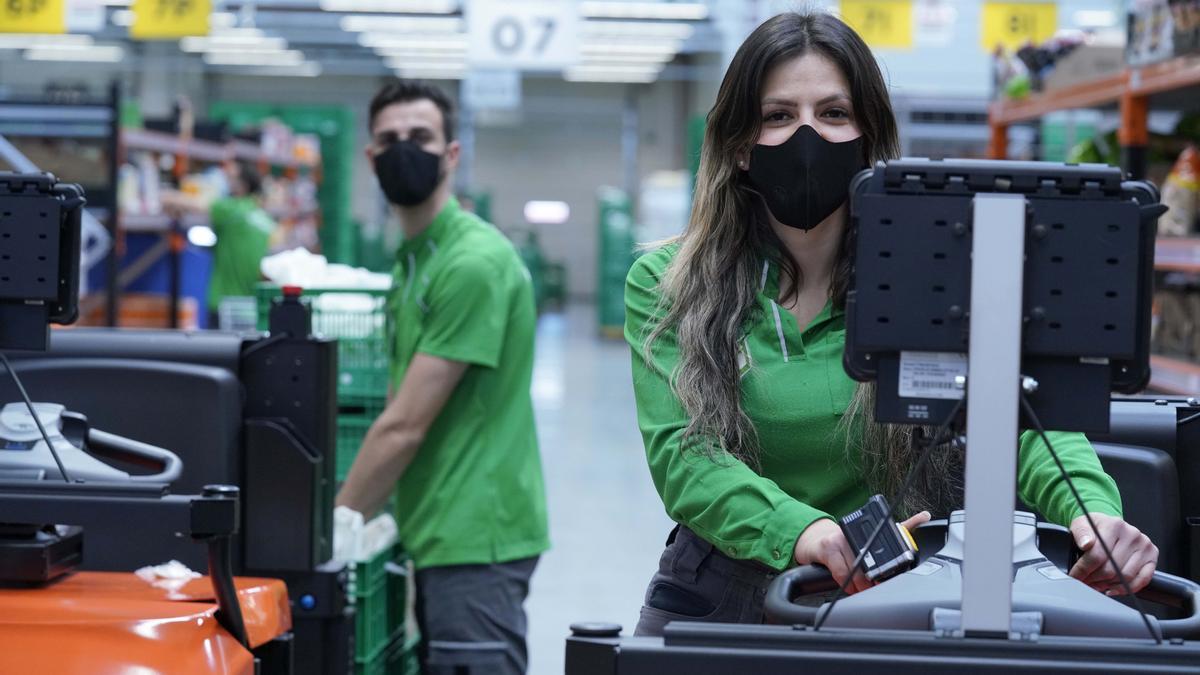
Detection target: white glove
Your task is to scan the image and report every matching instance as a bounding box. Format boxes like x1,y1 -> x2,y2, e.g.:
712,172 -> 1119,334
332,505 -> 365,563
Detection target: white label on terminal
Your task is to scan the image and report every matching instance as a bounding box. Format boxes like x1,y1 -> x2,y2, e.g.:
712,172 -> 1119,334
899,351 -> 967,400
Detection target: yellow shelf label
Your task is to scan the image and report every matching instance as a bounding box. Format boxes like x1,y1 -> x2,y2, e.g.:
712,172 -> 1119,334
0,0 -> 66,34
130,0 -> 211,40
981,2 -> 1057,52
840,0 -> 914,50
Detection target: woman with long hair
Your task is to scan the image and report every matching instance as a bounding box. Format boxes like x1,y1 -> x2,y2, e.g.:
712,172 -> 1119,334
626,11 -> 1158,636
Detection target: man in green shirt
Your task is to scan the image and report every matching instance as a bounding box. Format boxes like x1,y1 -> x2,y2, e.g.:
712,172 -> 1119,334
336,80 -> 549,675
207,163 -> 276,327
163,161 -> 276,328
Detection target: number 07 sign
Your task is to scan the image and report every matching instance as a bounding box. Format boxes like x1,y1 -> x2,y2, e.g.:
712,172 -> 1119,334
467,0 -> 579,71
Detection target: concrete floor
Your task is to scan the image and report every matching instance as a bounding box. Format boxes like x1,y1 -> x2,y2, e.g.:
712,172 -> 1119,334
524,305 -> 673,675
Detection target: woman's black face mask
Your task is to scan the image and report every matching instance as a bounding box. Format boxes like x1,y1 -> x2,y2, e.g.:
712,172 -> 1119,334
373,139 -> 442,207
746,124 -> 866,231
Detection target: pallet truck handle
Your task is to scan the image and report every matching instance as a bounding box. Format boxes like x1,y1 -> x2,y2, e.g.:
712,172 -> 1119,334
763,564 -> 838,625
1143,572 -> 1200,640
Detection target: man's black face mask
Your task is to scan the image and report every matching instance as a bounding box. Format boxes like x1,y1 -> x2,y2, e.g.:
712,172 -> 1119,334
746,124 -> 865,231
374,139 -> 442,207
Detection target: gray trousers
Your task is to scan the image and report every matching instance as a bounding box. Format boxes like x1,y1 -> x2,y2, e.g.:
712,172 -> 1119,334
414,556 -> 539,675
634,526 -> 780,636
634,526 -> 839,637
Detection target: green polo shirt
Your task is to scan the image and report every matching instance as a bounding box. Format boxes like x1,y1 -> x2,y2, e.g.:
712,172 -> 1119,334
626,244 -> 1123,572
387,197 -> 549,569
207,196 -> 275,312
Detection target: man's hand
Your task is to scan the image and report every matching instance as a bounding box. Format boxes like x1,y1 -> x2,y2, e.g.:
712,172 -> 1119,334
793,511 -> 929,594
1069,513 -> 1158,595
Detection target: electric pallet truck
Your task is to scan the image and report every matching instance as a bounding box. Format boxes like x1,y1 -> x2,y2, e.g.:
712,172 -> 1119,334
566,160 -> 1200,673
0,172 -> 293,674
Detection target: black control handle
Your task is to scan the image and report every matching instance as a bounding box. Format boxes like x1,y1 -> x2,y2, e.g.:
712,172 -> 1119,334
1141,572 -> 1200,640
763,564 -> 838,625
87,429 -> 183,484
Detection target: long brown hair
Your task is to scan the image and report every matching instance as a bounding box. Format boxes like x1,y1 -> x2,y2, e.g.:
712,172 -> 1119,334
643,12 -> 955,515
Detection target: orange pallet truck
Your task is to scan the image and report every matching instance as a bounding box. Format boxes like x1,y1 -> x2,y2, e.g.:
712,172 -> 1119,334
0,171 -> 294,673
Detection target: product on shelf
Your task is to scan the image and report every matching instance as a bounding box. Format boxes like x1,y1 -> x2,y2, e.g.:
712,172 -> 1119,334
1161,145 -> 1200,237
1128,0 -> 1200,66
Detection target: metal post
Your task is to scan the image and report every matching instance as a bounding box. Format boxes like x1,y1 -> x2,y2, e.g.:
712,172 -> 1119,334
621,86 -> 639,201
456,79 -> 475,194
960,193 -> 1026,637
106,81 -> 121,327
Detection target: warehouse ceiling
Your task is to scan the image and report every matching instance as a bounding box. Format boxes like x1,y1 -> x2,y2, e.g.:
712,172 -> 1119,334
0,0 -> 723,83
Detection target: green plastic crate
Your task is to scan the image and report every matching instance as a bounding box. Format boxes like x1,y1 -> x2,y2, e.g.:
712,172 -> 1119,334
256,285 -> 392,402
356,647 -> 389,675
386,636 -> 421,675
385,549 -> 410,642
353,546 -> 394,663
337,395 -> 386,479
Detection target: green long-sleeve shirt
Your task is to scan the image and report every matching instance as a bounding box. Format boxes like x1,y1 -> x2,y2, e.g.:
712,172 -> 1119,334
625,244 -> 1123,572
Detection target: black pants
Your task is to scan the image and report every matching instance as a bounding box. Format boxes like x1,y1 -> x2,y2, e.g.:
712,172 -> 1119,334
414,556 -> 539,674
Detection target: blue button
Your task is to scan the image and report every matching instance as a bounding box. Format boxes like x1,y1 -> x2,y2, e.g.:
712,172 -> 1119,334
299,594 -> 317,611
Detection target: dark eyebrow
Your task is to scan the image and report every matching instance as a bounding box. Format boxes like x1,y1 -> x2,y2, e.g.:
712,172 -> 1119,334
817,93 -> 851,106
761,93 -> 851,107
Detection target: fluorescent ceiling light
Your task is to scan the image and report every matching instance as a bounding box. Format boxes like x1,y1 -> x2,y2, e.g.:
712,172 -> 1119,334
569,63 -> 662,74
524,201 -> 570,225
25,45 -> 125,62
581,42 -> 681,56
385,57 -> 465,70
359,34 -> 467,50
582,20 -> 695,39
376,47 -> 465,59
204,50 -> 306,66
1072,10 -> 1117,28
0,34 -> 94,48
180,36 -> 289,52
209,12 -> 237,29
341,15 -> 462,33
565,70 -> 658,83
208,27 -> 265,38
393,68 -> 465,80
580,52 -> 676,63
320,0 -> 457,13
581,2 -> 708,21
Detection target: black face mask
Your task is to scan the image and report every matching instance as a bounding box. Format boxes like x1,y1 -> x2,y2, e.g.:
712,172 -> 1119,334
373,140 -> 442,207
746,125 -> 866,231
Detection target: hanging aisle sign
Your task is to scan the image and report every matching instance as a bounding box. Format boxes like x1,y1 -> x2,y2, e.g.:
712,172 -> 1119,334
840,0 -> 914,50
130,0 -> 211,40
980,2 -> 1056,52
0,0 -> 66,34
467,0 -> 579,71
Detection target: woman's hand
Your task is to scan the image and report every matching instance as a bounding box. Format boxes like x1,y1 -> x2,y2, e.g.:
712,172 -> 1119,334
794,511 -> 930,594
1069,513 -> 1158,595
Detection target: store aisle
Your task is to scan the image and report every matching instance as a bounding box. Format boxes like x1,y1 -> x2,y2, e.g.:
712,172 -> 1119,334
525,305 -> 673,675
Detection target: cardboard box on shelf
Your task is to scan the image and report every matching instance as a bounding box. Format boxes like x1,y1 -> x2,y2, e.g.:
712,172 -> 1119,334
1043,44 -> 1126,91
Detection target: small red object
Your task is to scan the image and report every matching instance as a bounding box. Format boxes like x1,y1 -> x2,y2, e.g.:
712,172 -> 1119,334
281,285 -> 303,298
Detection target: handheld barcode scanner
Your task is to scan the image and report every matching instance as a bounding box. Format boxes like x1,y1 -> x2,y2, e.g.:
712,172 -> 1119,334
841,494 -> 918,582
